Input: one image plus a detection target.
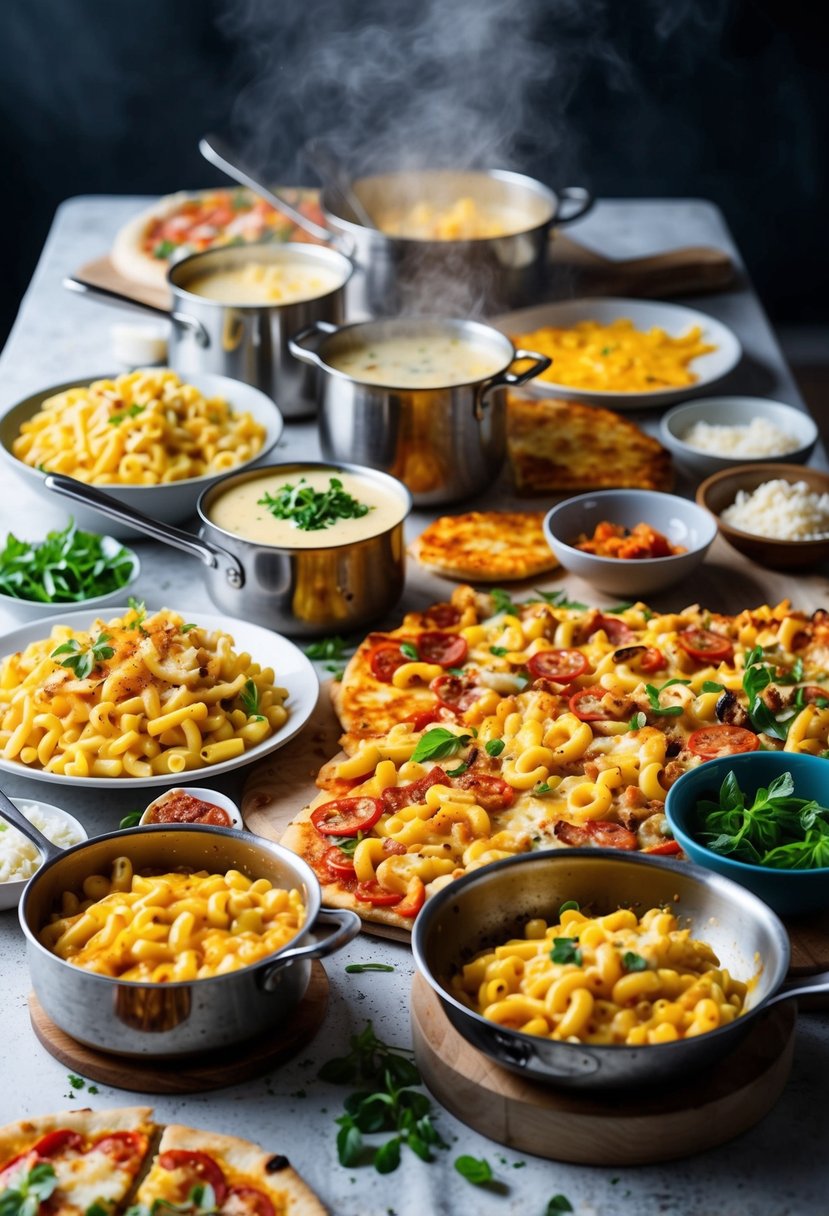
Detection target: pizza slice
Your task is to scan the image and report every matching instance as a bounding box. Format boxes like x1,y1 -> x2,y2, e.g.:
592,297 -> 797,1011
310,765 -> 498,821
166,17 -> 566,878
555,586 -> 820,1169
131,1124 -> 325,1216
409,510 -> 559,582
0,1106 -> 156,1216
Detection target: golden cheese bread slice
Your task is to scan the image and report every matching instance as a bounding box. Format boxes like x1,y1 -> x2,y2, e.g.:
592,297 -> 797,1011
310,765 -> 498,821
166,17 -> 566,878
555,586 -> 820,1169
507,394 -> 673,493
409,510 -> 559,582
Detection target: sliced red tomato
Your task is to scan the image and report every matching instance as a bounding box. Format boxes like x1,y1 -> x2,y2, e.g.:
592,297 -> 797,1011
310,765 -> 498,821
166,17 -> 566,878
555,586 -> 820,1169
554,821 -> 590,846
424,602 -> 462,629
222,1186 -> 276,1216
382,768 -> 448,813
395,877 -> 426,918
410,708 -> 445,732
454,771 -> 515,811
355,880 -> 404,906
32,1130 -> 83,1157
640,647 -> 668,674
369,642 -> 410,683
687,725 -> 759,759
568,686 -> 611,721
644,840 -> 683,856
310,796 -> 384,837
678,629 -> 734,664
589,616 -> 633,645
586,820 -> 639,850
323,846 -> 356,879
527,649 -> 588,683
158,1151 -> 228,1204
430,674 -> 483,713
90,1133 -> 147,1165
417,631 -> 468,667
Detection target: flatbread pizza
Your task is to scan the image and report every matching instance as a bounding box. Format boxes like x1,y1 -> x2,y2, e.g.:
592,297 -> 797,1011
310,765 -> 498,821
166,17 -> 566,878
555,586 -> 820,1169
282,586 -> 829,931
409,510 -> 559,582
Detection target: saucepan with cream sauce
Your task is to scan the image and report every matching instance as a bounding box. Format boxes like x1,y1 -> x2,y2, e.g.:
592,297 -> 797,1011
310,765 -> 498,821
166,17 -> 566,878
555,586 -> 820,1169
44,461 -> 411,637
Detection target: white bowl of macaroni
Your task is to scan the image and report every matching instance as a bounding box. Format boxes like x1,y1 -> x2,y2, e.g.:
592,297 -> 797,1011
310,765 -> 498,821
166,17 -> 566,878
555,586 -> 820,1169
0,369 -> 284,539
0,798 -> 87,911
412,849 -> 800,1088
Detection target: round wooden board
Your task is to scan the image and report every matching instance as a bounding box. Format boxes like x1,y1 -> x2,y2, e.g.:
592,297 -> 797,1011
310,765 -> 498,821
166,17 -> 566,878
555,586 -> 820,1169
411,975 -> 795,1166
29,961 -> 329,1094
241,683 -> 411,945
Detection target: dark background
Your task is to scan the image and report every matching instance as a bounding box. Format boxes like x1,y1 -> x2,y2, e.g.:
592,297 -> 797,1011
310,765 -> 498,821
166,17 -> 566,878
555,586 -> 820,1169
1,0 -> 827,346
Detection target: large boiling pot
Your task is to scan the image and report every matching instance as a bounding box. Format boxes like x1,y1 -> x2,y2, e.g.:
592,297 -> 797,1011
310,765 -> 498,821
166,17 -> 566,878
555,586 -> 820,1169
320,168 -> 593,316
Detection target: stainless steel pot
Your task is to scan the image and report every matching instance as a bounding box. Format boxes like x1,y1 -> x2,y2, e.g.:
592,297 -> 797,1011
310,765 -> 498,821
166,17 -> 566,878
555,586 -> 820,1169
7,801 -> 360,1057
64,243 -> 354,419
45,461 -> 411,637
412,849 -> 829,1090
289,317 -> 550,506
321,168 -> 593,316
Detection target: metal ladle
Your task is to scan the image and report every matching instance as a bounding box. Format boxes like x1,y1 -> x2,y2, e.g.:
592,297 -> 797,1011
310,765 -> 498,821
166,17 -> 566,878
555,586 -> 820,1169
0,788 -> 63,866
302,138 -> 377,229
198,133 -> 336,244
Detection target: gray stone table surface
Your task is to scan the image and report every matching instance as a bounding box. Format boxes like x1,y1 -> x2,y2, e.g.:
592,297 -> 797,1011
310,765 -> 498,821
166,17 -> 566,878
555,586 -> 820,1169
0,196 -> 827,1216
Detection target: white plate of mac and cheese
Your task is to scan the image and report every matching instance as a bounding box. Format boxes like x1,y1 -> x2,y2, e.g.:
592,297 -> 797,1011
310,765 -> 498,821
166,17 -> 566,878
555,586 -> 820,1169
0,603 -> 318,787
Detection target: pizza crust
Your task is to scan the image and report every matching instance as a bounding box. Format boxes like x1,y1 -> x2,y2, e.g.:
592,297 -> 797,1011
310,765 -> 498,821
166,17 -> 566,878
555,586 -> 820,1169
111,193 -> 191,287
410,511 -> 559,582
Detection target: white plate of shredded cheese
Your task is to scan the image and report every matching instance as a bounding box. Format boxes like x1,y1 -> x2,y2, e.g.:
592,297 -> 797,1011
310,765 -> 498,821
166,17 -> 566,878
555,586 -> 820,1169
661,396 -> 818,479
0,798 -> 87,910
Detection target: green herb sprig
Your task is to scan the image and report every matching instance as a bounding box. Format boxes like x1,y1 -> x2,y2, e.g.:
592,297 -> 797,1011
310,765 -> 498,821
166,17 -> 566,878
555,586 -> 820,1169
696,770 -> 829,868
51,631 -> 115,679
0,1163 -> 58,1216
643,678 -> 691,717
411,727 -> 471,764
0,522 -> 134,604
258,477 -> 372,532
454,1156 -> 493,1185
239,678 -> 264,720
741,646 -> 792,741
533,589 -> 588,611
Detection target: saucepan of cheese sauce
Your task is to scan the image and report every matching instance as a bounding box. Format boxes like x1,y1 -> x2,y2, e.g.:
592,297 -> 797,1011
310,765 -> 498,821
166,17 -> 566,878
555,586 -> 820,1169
289,316 -> 551,505
45,461 -> 411,637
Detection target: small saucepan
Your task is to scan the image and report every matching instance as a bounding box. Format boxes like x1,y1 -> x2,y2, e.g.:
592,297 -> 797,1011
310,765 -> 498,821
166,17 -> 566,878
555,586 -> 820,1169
412,849 -> 829,1089
45,460 -> 411,637
3,791 -> 360,1057
65,242 -> 354,419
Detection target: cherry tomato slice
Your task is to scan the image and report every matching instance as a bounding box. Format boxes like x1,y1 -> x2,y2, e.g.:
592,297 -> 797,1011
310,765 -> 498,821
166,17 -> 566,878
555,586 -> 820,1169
644,840 -> 683,856
323,846 -> 356,879
395,877 -> 426,918
382,768 -> 448,813
430,674 -> 482,712
32,1130 -> 83,1157
586,820 -> 639,850
526,649 -> 588,683
424,602 -> 462,629
369,642 -> 411,683
410,709 -> 445,732
158,1151 -> 228,1205
310,796 -> 384,837
355,880 -> 404,906
589,616 -> 633,645
687,725 -> 759,759
678,629 -> 734,664
222,1186 -> 276,1216
417,631 -> 468,667
639,647 -> 668,674
90,1133 -> 147,1165
454,771 -> 515,811
568,686 -> 611,721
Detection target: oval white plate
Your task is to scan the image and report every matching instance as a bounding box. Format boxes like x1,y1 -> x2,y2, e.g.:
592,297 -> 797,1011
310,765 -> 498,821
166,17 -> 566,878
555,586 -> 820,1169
0,608 -> 318,789
495,297 -> 742,409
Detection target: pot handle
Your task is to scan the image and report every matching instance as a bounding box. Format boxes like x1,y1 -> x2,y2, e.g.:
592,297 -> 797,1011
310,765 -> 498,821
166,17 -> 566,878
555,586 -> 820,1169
63,277 -> 210,349
473,348 -> 552,421
0,788 -> 64,865
288,320 -> 340,368
554,186 -> 594,226
44,473 -> 245,589
258,908 -> 362,991
764,969 -> 829,1007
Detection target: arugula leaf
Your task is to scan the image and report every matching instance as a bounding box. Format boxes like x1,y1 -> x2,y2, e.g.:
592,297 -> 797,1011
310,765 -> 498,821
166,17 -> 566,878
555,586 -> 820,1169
488,588 -> 519,616
776,656 -> 805,685
533,589 -> 588,611
454,1156 -> 493,1185
0,522 -> 134,604
304,635 -> 351,661
643,678 -> 691,717
411,727 -> 471,764
259,477 -> 372,531
742,647 -> 789,741
485,739 -> 505,757
550,937 -> 582,965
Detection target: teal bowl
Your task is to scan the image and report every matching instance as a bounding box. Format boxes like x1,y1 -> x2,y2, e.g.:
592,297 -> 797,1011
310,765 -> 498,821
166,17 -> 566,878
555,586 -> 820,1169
665,751 -> 829,917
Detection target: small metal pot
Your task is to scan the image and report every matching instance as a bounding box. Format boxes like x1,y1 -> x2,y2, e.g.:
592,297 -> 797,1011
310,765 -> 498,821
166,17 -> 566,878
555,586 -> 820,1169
45,462 -> 411,637
289,317 -> 550,506
321,168 -> 592,316
412,850 -> 829,1090
65,243 -> 354,419
13,812 -> 360,1057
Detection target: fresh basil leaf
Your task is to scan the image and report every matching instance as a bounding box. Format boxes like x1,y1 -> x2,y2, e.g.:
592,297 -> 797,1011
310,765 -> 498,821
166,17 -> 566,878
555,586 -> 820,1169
533,781 -> 554,795
489,645 -> 509,657
374,1137 -> 401,1174
545,1198 -> 574,1215
336,1119 -> 363,1167
485,739 -> 505,757
622,951 -> 648,972
702,680 -> 725,693
454,1155 -> 493,1185
550,937 -> 582,965
119,810 -> 142,828
445,762 -> 468,777
239,678 -> 260,717
411,727 -> 471,764
559,900 -> 580,916
400,642 -> 419,661
488,588 -> 518,616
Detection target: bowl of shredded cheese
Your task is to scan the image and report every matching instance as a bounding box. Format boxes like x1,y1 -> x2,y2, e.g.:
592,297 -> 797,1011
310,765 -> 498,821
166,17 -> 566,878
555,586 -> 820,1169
661,396 -> 817,478
696,463 -> 829,569
0,798 -> 87,910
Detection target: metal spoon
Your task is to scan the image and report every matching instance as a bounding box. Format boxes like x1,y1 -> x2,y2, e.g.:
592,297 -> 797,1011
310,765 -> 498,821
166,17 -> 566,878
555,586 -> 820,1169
0,788 -> 63,866
198,133 -> 335,244
303,138 -> 376,229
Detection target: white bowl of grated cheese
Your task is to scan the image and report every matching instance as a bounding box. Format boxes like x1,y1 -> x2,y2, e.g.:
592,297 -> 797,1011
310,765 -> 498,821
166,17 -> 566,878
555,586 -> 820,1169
0,799 -> 87,910
661,396 -> 817,479
696,463 -> 829,569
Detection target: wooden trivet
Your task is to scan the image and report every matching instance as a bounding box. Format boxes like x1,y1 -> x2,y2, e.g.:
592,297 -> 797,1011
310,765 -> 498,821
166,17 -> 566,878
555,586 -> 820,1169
411,975 -> 794,1165
29,961 -> 328,1094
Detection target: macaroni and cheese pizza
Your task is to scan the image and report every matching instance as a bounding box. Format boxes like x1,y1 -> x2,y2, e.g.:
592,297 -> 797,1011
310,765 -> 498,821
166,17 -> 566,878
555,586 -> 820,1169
0,604 -> 288,778
409,511 -> 559,582
0,1109 -> 325,1216
282,586 -> 829,929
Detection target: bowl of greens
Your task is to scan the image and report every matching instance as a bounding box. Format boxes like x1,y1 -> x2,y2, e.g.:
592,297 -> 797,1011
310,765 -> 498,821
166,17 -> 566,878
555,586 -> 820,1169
0,520 -> 140,622
664,751 -> 829,916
